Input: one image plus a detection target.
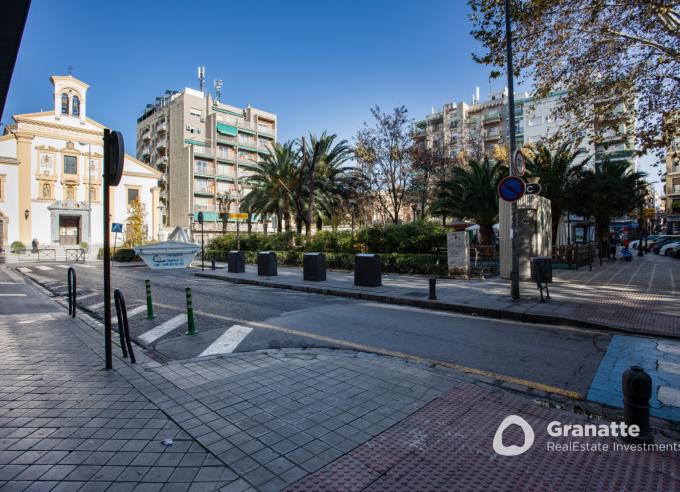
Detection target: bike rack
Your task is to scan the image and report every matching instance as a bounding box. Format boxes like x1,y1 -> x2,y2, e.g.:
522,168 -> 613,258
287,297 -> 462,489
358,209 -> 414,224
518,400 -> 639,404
67,267 -> 76,318
114,289 -> 136,363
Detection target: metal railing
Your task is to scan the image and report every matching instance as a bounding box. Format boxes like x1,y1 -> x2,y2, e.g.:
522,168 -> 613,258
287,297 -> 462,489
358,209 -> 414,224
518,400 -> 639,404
552,244 -> 594,270
66,248 -> 85,262
14,248 -> 56,262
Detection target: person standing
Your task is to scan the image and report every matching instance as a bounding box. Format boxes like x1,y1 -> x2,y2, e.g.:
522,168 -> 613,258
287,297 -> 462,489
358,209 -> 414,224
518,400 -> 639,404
608,232 -> 618,260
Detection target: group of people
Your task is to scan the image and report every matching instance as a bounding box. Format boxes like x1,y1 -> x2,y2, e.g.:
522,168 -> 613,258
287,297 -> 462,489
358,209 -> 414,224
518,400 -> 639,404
608,233 -> 633,261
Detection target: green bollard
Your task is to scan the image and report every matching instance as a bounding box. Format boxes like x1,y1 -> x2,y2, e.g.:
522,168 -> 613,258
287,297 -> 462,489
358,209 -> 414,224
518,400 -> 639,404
145,279 -> 155,319
185,287 -> 197,335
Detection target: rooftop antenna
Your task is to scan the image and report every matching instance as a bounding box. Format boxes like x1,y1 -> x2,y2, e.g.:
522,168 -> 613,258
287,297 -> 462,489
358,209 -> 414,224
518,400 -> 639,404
214,79 -> 223,103
197,66 -> 205,93
67,64 -> 74,76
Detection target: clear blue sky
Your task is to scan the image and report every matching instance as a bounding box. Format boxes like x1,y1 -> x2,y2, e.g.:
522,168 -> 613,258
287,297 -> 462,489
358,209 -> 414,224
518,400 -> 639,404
3,0 -> 660,192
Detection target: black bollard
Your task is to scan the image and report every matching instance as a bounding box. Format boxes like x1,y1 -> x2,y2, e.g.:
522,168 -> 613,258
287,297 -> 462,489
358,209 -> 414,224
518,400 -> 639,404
428,277 -> 437,300
211,258 -> 216,270
622,366 -> 654,443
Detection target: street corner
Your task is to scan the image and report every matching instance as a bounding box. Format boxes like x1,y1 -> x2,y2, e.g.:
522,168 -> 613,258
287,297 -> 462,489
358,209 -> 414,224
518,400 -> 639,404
588,334 -> 680,423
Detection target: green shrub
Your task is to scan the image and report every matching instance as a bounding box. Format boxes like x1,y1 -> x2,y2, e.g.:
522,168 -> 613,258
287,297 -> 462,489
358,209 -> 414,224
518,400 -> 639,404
112,248 -> 139,262
10,241 -> 25,253
80,241 -> 89,251
357,222 -> 447,254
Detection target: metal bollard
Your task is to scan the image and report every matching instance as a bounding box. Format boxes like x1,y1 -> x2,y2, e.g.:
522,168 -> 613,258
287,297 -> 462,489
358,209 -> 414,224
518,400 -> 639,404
185,287 -> 198,335
211,258 -> 216,270
428,277 -> 437,300
622,366 -> 653,443
145,279 -> 155,319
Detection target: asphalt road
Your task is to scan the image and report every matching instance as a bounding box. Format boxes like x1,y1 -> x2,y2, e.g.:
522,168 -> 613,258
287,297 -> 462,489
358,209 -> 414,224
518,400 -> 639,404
9,261 -> 611,397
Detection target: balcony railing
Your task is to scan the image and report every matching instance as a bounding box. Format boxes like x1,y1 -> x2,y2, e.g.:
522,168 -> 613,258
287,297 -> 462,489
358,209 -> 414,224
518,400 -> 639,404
194,166 -> 215,176
483,130 -> 501,140
484,111 -> 501,122
238,140 -> 257,150
257,124 -> 275,136
671,185 -> 680,195
194,147 -> 215,158
157,122 -> 167,133
141,130 -> 151,141
156,138 -> 167,149
141,146 -> 151,156
257,142 -> 272,153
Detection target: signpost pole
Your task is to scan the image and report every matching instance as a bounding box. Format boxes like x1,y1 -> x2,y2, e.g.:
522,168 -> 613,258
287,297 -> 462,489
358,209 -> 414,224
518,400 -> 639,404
505,0 -> 520,300
103,129 -> 112,370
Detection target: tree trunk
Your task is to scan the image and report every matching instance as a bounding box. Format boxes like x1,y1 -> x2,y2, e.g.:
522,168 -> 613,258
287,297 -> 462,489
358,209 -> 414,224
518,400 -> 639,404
277,213 -> 283,233
441,215 -> 446,227
316,217 -> 323,232
304,222 -> 310,237
284,211 -> 291,232
479,224 -> 494,245
296,217 -> 303,234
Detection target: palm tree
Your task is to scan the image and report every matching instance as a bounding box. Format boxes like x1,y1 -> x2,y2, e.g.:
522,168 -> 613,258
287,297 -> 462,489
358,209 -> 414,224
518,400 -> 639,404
524,142 -> 589,244
241,141 -> 297,233
569,157 -> 647,255
432,158 -> 503,244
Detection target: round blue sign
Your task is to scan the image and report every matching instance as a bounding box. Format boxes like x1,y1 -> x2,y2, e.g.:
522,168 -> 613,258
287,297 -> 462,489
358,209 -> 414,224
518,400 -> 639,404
498,176 -> 526,202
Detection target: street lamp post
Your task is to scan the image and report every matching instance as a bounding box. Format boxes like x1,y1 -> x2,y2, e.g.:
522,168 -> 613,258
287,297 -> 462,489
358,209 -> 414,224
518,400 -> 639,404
230,188 -> 242,250
504,0 -> 520,300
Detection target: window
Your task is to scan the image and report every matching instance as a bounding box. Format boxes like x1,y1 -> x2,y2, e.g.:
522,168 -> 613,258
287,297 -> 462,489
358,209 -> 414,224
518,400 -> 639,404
89,187 -> 97,202
72,96 -> 80,116
190,108 -> 203,118
88,159 -> 98,179
63,155 -> 77,175
194,159 -> 212,174
127,188 -> 139,204
61,94 -> 69,114
66,186 -> 75,200
528,116 -> 542,127
40,154 -> 54,175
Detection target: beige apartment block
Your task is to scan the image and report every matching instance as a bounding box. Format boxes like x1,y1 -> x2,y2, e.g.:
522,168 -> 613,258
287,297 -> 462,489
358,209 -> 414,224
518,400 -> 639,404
136,85 -> 276,237
665,134 -> 680,234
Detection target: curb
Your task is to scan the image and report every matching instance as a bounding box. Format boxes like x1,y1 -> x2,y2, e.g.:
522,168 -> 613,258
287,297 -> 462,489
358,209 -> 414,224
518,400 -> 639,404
194,271 -> 677,340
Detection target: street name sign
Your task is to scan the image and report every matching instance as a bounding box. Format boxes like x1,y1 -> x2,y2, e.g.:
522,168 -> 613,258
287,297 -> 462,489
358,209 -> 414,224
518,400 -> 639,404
497,176 -> 526,202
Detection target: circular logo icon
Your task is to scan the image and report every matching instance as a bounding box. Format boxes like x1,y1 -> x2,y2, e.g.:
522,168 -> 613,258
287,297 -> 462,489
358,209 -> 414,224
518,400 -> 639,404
493,415 -> 535,457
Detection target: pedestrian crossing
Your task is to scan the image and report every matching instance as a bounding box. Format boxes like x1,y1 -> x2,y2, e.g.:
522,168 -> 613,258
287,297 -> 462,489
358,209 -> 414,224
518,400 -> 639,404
14,263 -> 256,359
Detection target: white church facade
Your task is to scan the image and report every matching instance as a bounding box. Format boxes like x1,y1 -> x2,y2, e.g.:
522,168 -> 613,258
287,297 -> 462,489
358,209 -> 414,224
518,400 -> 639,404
0,75 -> 161,251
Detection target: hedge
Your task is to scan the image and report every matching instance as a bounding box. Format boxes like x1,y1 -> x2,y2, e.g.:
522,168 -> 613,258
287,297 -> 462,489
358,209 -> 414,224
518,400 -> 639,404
206,250 -> 448,275
97,247 -> 140,262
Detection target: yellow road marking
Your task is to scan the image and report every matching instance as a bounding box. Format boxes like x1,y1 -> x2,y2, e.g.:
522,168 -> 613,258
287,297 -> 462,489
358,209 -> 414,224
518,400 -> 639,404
154,301 -> 582,400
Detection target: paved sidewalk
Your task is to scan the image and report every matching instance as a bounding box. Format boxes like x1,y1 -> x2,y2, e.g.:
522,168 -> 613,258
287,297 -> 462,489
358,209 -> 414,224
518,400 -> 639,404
196,252 -> 680,338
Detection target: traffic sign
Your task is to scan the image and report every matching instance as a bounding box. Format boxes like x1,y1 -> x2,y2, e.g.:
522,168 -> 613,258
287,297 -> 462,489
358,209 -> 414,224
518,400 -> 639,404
111,223 -> 123,233
526,183 -> 542,195
229,213 -> 249,220
497,176 -> 526,202
197,211 -> 204,224
513,150 -> 526,176
642,208 -> 656,218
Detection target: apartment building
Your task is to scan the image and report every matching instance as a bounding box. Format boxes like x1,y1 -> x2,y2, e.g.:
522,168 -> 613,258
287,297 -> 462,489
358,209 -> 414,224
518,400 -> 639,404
136,86 -> 276,235
417,88 -> 636,169
665,135 -> 680,234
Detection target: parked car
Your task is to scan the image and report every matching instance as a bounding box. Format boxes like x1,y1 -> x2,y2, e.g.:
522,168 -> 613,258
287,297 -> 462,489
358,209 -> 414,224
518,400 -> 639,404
659,241 -> 680,256
652,236 -> 680,254
630,235 -> 663,250
645,235 -> 674,251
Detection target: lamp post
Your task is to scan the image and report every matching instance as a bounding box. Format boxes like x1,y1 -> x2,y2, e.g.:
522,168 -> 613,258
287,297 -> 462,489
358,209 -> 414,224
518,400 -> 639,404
504,0 -> 520,300
230,188 -> 242,250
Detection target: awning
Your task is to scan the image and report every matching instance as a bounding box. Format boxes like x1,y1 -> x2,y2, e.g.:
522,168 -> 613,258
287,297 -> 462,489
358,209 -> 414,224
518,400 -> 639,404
216,123 -> 237,136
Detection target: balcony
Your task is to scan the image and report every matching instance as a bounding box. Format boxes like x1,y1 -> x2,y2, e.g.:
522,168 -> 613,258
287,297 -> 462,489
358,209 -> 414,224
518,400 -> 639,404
194,146 -> 215,159
483,130 -> 501,141
257,124 -> 275,136
216,151 -> 237,162
238,160 -> 259,171
257,141 -> 272,154
238,140 -> 257,151
483,111 -> 501,123
669,185 -> 680,195
193,165 -> 215,176
217,136 -> 236,145
156,138 -> 167,150
157,121 -> 167,133
140,145 -> 151,157
141,129 -> 151,141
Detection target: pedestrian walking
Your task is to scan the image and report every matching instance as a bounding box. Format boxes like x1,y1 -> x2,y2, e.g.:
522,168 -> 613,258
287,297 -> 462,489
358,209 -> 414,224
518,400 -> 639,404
608,233 -> 618,260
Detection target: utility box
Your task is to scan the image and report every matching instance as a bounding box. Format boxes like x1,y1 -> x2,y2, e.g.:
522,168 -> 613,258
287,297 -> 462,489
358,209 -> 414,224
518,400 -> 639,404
257,251 -> 277,277
355,254 -> 381,287
530,256 -> 553,285
303,253 -> 326,281
227,250 -> 245,273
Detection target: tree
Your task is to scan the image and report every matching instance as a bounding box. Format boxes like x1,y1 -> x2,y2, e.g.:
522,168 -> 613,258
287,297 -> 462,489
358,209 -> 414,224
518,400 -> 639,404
409,146 -> 455,221
569,158 -> 647,253
242,141 -> 297,233
524,142 -> 589,244
468,0 -> 680,155
432,158 -> 504,244
355,106 -> 414,224
124,198 -> 147,247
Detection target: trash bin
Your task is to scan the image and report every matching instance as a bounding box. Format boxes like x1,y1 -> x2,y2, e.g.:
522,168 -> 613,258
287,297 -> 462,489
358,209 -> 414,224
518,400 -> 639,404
530,256 -> 552,286
355,254 -> 381,287
228,250 -> 245,273
257,251 -> 277,276
303,253 -> 326,281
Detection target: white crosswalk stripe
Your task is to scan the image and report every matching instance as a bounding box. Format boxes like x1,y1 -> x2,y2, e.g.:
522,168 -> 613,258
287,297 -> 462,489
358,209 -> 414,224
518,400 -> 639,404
199,325 -> 252,357
16,267 -> 32,273
75,292 -> 98,301
35,266 -> 53,271
78,264 -> 94,268
111,305 -> 146,323
138,315 -> 186,344
0,293 -> 27,297
54,265 -> 70,269
88,301 -> 105,310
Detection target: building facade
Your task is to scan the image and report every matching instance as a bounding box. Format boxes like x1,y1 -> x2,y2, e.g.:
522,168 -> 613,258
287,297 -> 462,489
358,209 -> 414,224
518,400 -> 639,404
136,86 -> 276,237
417,87 -> 636,169
0,75 -> 161,250
665,134 -> 680,234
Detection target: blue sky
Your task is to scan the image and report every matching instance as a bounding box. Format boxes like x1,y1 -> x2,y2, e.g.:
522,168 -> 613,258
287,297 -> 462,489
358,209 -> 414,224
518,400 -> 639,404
3,0 -> 661,191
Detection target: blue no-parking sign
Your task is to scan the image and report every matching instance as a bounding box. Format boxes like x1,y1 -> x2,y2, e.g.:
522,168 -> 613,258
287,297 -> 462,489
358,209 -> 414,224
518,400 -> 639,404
497,176 -> 526,202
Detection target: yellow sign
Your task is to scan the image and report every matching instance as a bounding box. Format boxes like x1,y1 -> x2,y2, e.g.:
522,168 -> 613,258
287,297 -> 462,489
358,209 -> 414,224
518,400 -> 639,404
229,213 -> 249,220
642,208 -> 656,218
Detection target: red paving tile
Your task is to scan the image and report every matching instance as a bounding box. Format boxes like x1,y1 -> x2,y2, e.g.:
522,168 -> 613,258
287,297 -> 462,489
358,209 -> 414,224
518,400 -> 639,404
287,382 -> 680,491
